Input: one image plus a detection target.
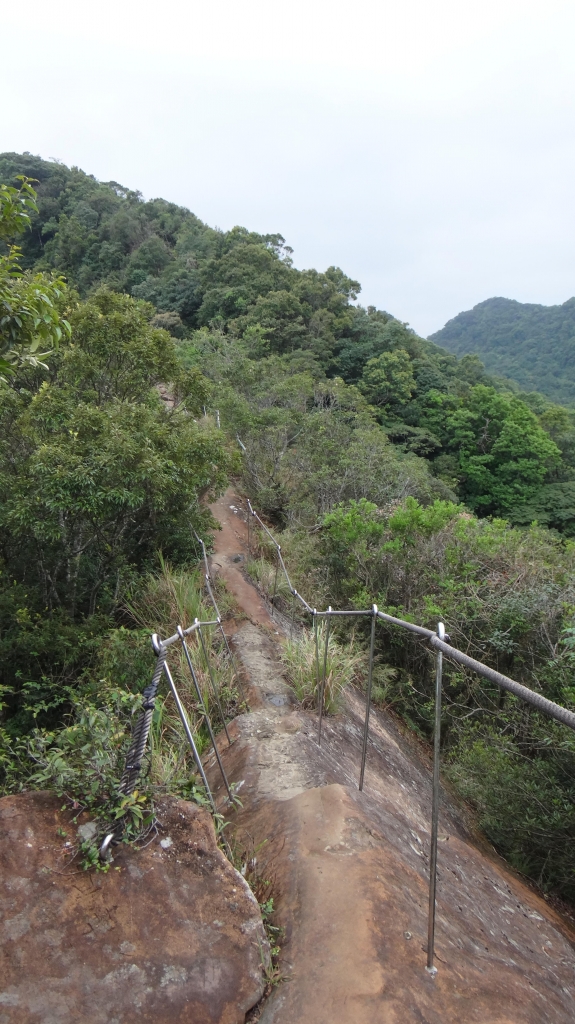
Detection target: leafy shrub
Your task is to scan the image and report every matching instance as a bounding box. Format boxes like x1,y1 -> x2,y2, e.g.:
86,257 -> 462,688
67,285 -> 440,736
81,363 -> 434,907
0,564 -> 242,877
0,290 -> 234,733
446,726 -> 575,898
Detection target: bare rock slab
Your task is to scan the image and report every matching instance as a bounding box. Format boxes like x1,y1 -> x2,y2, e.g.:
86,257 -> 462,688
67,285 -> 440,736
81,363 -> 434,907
210,631 -> 575,1022
0,792 -> 266,1024
245,784 -> 575,1024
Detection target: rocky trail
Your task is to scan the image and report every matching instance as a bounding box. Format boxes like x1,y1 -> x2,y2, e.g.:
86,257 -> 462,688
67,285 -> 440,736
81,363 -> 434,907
2,490 -> 575,1024
207,489 -> 575,1024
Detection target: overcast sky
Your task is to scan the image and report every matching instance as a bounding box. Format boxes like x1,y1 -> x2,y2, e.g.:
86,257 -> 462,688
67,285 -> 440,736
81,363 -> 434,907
2,0 -> 575,336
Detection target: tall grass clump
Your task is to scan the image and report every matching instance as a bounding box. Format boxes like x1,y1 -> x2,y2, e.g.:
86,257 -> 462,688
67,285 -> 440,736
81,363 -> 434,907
282,624 -> 362,714
126,553 -> 208,633
246,555 -> 291,609
126,557 -> 242,754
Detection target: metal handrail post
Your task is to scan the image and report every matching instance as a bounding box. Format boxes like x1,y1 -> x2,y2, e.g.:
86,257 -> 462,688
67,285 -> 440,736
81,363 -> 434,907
271,547 -> 280,618
216,617 -> 246,703
192,528 -> 246,703
161,657 -> 217,815
196,621 -> 232,746
219,626 -> 245,708
318,607 -> 332,745
359,604 -> 378,791
218,620 -> 234,663
313,610 -> 320,713
426,621 -> 444,975
247,499 -> 251,557
208,615 -> 245,705
177,627 -> 233,803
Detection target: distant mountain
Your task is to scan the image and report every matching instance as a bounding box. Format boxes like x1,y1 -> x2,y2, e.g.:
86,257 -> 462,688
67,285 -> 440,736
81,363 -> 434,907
429,296 -> 575,406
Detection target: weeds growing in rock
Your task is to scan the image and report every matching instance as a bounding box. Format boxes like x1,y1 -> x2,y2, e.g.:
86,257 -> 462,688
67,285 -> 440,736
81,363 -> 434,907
229,835 -> 286,995
282,625 -> 362,714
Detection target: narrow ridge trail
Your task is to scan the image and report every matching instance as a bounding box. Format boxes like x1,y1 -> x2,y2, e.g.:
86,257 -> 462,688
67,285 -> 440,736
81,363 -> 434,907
208,488 -> 575,1024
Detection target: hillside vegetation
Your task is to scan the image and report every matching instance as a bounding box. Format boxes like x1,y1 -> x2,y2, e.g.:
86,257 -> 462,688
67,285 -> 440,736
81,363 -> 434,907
430,295 -> 575,407
3,152 -> 575,534
1,157 -> 574,903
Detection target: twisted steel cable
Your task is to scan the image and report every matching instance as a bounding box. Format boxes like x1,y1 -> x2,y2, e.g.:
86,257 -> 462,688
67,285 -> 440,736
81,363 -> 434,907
119,644 -> 167,796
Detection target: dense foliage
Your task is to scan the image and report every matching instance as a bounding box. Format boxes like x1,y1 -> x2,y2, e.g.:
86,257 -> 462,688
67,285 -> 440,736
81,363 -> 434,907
2,564 -> 242,866
3,153 -> 575,533
430,295 -> 575,407
2,156 -> 575,903
0,283 -> 233,736
0,177 -> 71,374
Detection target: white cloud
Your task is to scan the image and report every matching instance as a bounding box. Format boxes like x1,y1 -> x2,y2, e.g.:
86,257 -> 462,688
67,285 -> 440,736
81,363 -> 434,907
2,0 -> 575,334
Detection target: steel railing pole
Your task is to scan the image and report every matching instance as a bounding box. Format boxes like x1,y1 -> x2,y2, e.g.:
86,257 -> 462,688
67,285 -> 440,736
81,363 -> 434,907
196,621 -> 232,746
426,620 -> 444,975
162,658 -> 217,815
216,617 -> 246,703
247,500 -> 251,558
177,626 -> 233,803
192,528 -> 246,703
359,604 -> 378,791
271,548 -> 280,618
318,607 -> 332,745
313,610 -> 320,711
215,621 -> 242,700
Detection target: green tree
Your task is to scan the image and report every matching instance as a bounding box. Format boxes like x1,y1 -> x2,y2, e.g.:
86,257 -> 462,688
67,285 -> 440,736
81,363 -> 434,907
430,294 -> 575,406
421,386 -> 560,515
0,178 -> 70,374
0,291 -> 233,728
359,348 -> 416,409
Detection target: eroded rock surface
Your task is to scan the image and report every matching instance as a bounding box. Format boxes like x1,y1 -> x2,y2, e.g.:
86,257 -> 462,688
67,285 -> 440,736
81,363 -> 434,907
206,490 -> 575,1022
241,783 -> 575,1024
0,792 -> 266,1024
208,490 -> 276,631
213,696 -> 575,1023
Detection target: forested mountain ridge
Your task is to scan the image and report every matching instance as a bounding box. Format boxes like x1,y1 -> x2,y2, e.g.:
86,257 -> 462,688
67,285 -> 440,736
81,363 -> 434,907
430,295 -> 575,407
2,158 -> 575,906
0,150 -> 364,351
3,152 -> 575,535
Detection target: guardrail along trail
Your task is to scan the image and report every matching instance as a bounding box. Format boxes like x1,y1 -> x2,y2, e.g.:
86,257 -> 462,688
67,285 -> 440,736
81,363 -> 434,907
112,486 -> 575,1024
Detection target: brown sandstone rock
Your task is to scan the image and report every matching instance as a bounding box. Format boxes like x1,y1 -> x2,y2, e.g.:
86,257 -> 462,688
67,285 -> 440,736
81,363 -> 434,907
204,492 -> 575,1022
206,664 -> 575,1024
250,784 -> 575,1024
0,792 -> 266,1024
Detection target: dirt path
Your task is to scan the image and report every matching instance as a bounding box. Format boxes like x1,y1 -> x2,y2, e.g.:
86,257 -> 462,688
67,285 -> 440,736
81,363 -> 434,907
208,488 -> 575,1024
209,491 -> 277,631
